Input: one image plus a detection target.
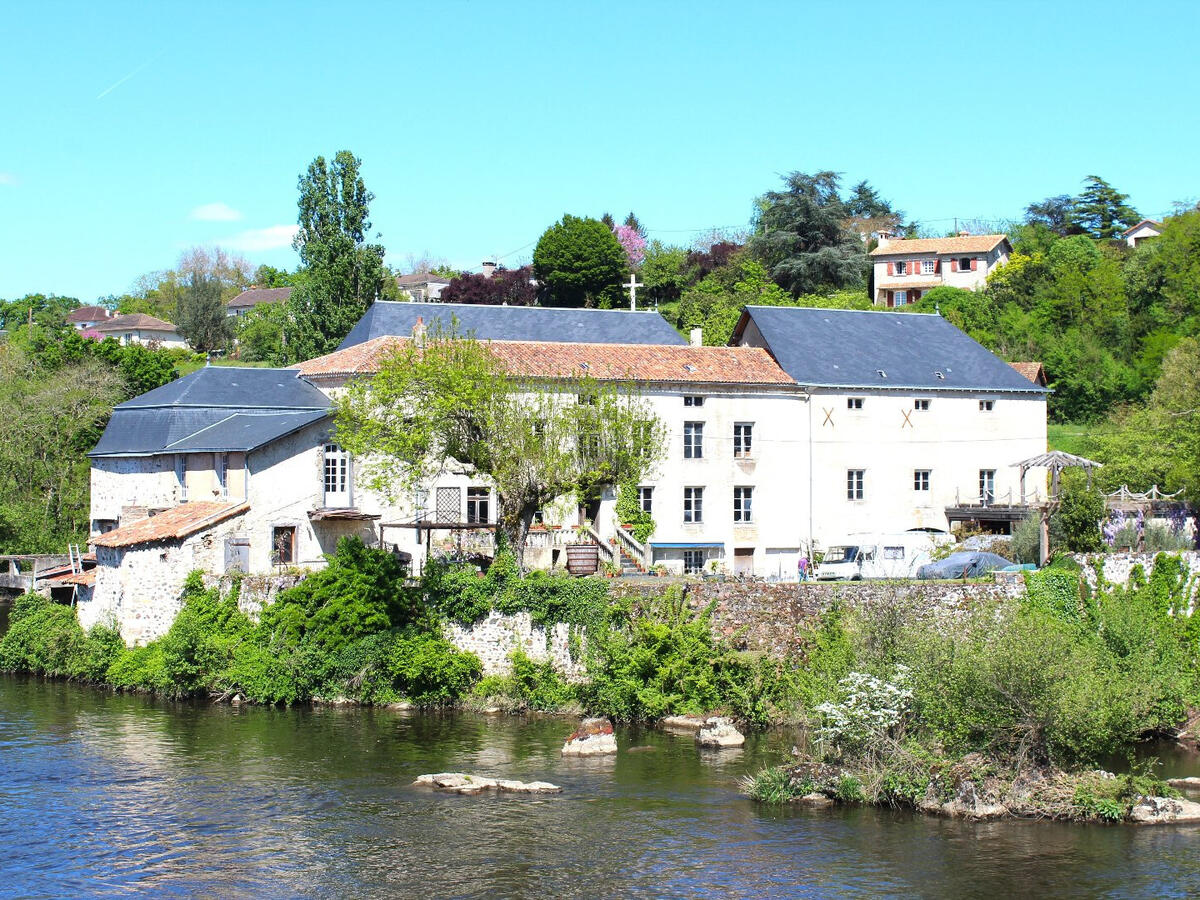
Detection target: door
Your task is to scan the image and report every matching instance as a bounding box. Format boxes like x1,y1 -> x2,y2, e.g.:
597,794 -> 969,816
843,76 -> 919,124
323,444 -> 351,507
733,547 -> 755,577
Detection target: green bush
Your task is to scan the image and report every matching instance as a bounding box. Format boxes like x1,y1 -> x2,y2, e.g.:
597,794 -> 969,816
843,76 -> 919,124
1055,482 -> 1105,552
507,650 -> 576,710
0,594 -> 123,680
388,629 -> 481,706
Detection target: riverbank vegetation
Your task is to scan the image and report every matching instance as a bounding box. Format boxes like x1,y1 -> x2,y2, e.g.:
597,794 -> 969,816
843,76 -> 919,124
743,554 -> 1200,820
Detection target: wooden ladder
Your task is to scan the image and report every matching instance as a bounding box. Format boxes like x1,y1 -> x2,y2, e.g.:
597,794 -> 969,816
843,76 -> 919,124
68,544 -> 83,574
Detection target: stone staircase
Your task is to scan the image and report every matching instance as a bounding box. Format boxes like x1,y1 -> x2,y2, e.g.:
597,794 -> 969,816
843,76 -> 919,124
618,546 -> 643,576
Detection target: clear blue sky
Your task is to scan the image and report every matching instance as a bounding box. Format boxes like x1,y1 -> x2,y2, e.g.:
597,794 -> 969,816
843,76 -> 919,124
2,0 -> 1197,302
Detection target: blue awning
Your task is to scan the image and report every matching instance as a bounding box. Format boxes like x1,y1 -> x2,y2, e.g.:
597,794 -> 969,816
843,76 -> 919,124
649,542 -> 725,548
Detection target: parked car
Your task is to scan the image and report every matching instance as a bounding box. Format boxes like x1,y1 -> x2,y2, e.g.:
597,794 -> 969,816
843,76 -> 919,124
816,530 -> 951,581
916,551 -> 1014,580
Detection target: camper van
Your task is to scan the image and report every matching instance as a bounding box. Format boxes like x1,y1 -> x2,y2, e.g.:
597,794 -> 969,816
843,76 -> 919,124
815,530 -> 950,581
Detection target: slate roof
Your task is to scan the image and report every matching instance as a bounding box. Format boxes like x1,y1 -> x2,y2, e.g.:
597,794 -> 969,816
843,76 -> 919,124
732,307 -> 1049,393
869,235 -> 1009,257
337,301 -> 687,351
92,502 -> 249,549
227,287 -> 293,310
298,337 -> 795,386
90,367 -> 331,457
92,313 -> 178,333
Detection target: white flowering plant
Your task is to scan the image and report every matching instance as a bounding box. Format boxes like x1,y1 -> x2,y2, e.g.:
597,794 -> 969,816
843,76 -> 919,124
815,666 -> 913,757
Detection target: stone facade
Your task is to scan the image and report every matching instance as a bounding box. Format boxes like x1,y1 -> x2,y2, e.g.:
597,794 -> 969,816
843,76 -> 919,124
1074,551 -> 1200,610
443,610 -> 587,678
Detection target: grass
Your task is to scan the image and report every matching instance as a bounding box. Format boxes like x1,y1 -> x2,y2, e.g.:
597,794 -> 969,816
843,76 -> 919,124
175,358 -> 273,377
1047,422 -> 1115,456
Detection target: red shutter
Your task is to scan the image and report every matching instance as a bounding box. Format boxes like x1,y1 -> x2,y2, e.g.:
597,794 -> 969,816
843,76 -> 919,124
935,258 -> 941,274
951,259 -> 958,272
887,261 -> 894,276
887,291 -> 893,307
912,260 -> 919,274
971,258 -> 979,271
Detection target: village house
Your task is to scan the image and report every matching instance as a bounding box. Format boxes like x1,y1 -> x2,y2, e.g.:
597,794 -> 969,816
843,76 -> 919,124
81,302 -> 1048,644
88,313 -> 188,349
395,272 -> 452,302
869,233 -> 1012,307
226,286 -> 293,318
66,305 -> 114,330
1122,219 -> 1162,248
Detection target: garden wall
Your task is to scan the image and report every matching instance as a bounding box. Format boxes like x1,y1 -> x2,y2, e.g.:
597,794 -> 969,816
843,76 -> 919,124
443,611 -> 586,679
1072,551 -> 1200,608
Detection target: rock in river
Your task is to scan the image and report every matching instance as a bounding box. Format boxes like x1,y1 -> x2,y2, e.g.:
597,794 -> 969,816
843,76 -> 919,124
414,773 -> 561,795
696,717 -> 745,748
1129,796 -> 1200,824
562,717 -> 618,756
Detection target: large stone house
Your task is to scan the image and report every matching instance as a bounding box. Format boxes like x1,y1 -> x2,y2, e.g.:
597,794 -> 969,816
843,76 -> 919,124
81,301 -> 1047,643
869,234 -> 1012,307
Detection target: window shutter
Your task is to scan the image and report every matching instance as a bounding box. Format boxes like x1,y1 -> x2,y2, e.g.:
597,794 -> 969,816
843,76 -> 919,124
934,258 -> 941,274
951,259 -> 958,272
887,261 -> 894,276
971,258 -> 979,271
912,260 -> 919,274
886,290 -> 893,307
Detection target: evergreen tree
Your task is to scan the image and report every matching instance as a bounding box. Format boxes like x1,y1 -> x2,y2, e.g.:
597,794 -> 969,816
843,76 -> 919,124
533,214 -> 628,308
176,273 -> 233,352
1068,176 -> 1140,240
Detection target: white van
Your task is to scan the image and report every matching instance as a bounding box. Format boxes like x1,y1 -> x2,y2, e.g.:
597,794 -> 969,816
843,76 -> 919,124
815,530 -> 950,581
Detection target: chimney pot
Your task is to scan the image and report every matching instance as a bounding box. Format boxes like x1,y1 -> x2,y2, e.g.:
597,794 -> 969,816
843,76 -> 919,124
689,327 -> 703,347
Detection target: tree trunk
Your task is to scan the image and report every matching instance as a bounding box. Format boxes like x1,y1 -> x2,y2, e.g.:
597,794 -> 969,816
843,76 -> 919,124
499,501 -> 538,573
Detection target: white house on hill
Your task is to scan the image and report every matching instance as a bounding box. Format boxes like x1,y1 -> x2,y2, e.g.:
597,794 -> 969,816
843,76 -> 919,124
89,313 -> 188,349
869,234 -> 1011,307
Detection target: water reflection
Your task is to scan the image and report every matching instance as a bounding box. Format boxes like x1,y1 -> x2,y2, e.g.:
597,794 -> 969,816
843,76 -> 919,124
0,676 -> 1198,898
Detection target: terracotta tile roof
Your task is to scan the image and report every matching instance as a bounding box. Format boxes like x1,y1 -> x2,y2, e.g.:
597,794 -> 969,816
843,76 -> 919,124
46,569 -> 97,587
92,313 -> 178,333
66,306 -> 112,324
1121,219 -> 1162,235
297,337 -> 795,386
228,287 -> 293,309
1009,361 -> 1047,386
92,502 -> 249,549
870,234 -> 1009,257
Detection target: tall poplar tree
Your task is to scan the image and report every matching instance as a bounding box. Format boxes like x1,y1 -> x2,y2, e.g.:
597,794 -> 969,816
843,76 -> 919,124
286,151 -> 386,360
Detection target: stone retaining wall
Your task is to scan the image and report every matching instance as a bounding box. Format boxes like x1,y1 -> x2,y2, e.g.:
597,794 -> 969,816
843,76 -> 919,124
201,573 -> 307,619
443,611 -> 587,679
1072,551 -> 1200,609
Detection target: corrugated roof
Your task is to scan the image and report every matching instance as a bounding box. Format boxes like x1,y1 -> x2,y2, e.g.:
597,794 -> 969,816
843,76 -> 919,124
734,307 -> 1048,393
93,502 -> 249,548
870,235 -> 1009,256
298,337 -> 794,386
227,287 -> 293,309
337,301 -> 688,350
92,313 -> 178,332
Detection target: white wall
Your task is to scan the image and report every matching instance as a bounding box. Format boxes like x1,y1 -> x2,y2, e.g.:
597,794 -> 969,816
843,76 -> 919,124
872,245 -> 1010,304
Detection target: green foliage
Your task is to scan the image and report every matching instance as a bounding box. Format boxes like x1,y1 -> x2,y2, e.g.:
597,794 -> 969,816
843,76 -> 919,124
176,273 -> 233,352
488,650 -> 577,711
532,214 -> 628,308
1067,176 -> 1140,240
615,481 -> 655,542
0,594 -> 123,680
1024,570 -> 1084,622
743,767 -> 807,804
1009,516 -> 1042,564
1055,481 -> 1105,552
260,537 -> 416,654
388,628 -> 482,706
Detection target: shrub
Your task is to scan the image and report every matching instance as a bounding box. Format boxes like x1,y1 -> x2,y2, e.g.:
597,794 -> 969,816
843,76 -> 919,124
0,594 -> 122,680
743,767 -> 807,804
506,650 -> 576,711
388,629 -> 481,706
1056,482 -> 1105,552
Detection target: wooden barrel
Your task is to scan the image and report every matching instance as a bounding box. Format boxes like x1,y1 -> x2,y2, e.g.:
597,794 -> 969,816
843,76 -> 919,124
565,543 -> 600,576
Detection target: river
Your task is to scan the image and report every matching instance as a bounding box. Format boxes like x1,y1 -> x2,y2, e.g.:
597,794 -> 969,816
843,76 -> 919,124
0,676 -> 1198,898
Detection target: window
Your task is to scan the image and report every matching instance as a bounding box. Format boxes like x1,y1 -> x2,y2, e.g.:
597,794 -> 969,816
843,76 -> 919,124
215,453 -> 228,498
894,290 -> 908,305
683,422 -> 704,459
894,261 -> 907,275
914,469 -> 930,491
979,470 -> 996,506
683,549 -> 705,574
435,487 -> 461,523
683,395 -> 705,407
466,487 -> 491,524
272,526 -> 296,565
733,423 -> 753,458
847,397 -> 864,410
683,487 -> 704,523
958,257 -> 973,271
638,486 -> 653,515
175,455 -> 187,502
92,519 -> 118,535
914,398 -> 931,411
733,487 -> 753,523
323,444 -> 348,495
883,546 -> 905,560
847,469 -> 865,500
979,399 -> 995,412
577,391 -> 597,406
921,258 -> 936,275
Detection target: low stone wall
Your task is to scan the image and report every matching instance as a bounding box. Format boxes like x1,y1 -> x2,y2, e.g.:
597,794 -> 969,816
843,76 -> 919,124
1073,551 -> 1200,607
611,576 -> 1026,658
444,611 -> 587,679
202,573 -> 307,619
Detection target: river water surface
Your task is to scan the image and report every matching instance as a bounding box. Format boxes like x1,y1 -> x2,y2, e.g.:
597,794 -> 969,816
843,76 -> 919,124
1,675 -> 1198,898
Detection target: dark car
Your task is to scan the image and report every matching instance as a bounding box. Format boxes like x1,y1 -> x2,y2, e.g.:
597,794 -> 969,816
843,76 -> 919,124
916,550 -> 1014,580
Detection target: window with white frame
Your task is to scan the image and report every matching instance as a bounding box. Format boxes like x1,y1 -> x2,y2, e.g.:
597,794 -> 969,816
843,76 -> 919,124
216,453 -> 228,499
894,290 -> 908,305
914,398 -> 931,411
979,470 -> 996,506
683,549 -> 704,574
914,469 -> 930,491
466,486 -> 491,524
323,444 -> 348,495
894,261 -> 907,275
847,469 -> 864,500
847,397 -> 864,410
733,487 -> 753,523
733,422 -> 753,458
922,259 -> 936,275
683,395 -> 704,407
683,422 -> 704,459
979,399 -> 995,411
638,486 -> 653,515
683,487 -> 704,523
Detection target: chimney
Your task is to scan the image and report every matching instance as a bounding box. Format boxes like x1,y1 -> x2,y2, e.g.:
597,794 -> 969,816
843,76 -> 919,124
689,327 -> 703,347
412,315 -> 426,345
957,230 -> 970,238
481,260 -> 497,279
876,229 -> 893,247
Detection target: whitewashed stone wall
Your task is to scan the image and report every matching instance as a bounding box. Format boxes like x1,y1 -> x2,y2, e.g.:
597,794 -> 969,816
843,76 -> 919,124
1075,551 -> 1200,609
201,573 -> 307,619
443,611 -> 587,679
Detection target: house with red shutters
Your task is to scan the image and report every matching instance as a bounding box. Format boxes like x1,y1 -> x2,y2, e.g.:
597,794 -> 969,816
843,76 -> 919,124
869,233 -> 1012,307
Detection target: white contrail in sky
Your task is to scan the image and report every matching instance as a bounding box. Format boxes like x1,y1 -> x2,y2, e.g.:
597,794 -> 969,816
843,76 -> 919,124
96,52 -> 165,100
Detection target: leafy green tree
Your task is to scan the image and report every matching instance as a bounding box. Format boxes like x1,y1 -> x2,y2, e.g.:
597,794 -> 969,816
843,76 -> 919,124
747,171 -> 867,296
532,214 -> 628,308
910,286 -> 997,345
641,240 -> 689,305
1054,481 -> 1106,552
335,330 -> 665,569
286,150 -> 387,359
176,273 -> 233,353
1024,195 -> 1075,235
1068,176 -> 1140,240
0,294 -> 81,330
235,302 -> 288,363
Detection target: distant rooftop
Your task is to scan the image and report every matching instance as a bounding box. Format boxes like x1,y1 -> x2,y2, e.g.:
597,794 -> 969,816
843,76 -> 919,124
92,313 -> 177,332
227,287 -> 293,310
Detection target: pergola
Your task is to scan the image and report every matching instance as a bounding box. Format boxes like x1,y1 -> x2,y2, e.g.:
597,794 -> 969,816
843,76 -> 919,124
1016,450 -> 1103,504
